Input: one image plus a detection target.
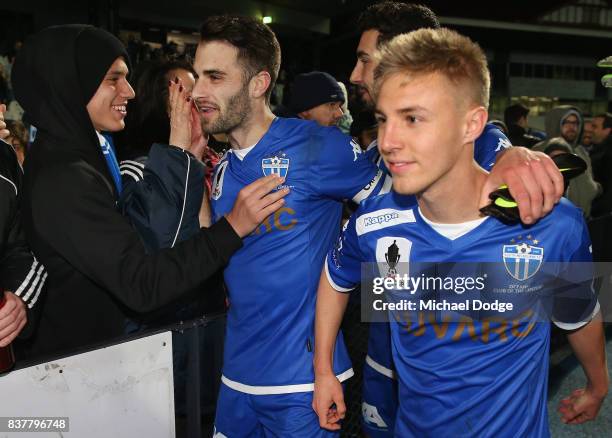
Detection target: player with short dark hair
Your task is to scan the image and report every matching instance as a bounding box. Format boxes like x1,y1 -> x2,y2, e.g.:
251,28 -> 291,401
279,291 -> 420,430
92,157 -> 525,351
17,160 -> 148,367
185,15 -> 385,437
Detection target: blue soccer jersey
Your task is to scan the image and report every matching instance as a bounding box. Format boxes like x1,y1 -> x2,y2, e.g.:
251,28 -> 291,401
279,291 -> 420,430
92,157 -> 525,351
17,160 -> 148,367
327,192 -> 597,437
363,123 -> 511,410
210,117 -> 384,393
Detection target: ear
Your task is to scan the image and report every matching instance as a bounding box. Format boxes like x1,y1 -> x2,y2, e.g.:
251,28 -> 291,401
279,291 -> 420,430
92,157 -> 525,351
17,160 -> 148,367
463,106 -> 488,144
249,71 -> 272,99
297,110 -> 310,120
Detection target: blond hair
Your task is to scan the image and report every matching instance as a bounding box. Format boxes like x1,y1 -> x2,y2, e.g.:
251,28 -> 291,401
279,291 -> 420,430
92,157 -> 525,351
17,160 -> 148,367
373,28 -> 490,109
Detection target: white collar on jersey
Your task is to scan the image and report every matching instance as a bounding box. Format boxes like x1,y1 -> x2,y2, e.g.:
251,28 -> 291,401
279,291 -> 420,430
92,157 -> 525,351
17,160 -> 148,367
418,207 -> 487,241
232,143 -> 257,161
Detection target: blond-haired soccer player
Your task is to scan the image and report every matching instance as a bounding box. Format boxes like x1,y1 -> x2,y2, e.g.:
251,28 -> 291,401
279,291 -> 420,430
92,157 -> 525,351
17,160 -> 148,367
314,28 -> 608,437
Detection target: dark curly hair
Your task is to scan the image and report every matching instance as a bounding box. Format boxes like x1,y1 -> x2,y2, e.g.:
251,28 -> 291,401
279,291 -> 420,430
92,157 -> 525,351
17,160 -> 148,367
358,1 -> 440,46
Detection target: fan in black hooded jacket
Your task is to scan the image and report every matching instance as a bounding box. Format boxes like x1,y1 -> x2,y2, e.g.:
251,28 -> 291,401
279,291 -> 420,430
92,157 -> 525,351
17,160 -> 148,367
10,25 -> 245,360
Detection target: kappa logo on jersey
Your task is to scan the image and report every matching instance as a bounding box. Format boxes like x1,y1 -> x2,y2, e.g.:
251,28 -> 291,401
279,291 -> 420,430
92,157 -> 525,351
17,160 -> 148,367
495,137 -> 512,152
351,139 -> 362,161
362,402 -> 388,428
262,153 -> 289,177
356,209 -> 416,236
364,212 -> 399,226
503,235 -> 543,281
211,161 -> 229,200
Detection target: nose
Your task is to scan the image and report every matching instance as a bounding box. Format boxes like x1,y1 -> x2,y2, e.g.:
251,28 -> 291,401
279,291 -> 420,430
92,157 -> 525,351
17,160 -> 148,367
192,77 -> 208,102
334,106 -> 343,119
350,61 -> 362,85
378,120 -> 402,155
122,79 -> 135,100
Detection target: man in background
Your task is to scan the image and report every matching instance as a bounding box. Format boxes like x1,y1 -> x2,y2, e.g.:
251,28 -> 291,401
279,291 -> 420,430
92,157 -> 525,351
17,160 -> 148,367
289,71 -> 345,127
504,103 -> 540,148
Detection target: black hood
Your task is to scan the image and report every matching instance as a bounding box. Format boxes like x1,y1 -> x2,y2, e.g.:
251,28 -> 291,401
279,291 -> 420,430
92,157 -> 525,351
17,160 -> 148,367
12,24 -> 130,190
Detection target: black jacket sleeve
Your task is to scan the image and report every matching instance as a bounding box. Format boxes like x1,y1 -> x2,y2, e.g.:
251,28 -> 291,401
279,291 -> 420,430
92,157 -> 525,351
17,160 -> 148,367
0,140 -> 46,310
119,143 -> 205,253
31,160 -> 241,312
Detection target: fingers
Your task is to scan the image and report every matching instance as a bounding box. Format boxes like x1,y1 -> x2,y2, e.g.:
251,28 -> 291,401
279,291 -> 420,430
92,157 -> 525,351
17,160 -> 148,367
528,157 -> 557,216
512,159 -> 542,224
0,103 -> 8,140
169,77 -> 189,118
537,152 -> 565,201
482,147 -> 564,224
243,175 -> 284,197
260,185 -> 290,207
557,389 -> 600,425
315,404 -> 342,431
0,317 -> 26,347
168,76 -> 193,150
0,295 -> 27,347
226,175 -> 289,237
335,395 -> 347,420
257,198 -> 286,222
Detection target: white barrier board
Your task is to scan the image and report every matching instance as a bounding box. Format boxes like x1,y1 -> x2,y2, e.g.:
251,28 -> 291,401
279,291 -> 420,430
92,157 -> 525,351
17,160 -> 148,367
0,331 -> 175,438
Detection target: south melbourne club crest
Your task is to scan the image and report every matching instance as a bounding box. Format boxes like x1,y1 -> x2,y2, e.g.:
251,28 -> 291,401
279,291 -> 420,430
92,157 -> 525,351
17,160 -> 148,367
262,153 -> 289,177
503,236 -> 544,281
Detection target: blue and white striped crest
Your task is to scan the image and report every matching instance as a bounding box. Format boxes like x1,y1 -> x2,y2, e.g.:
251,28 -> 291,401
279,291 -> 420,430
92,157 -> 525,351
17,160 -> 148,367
262,156 -> 289,177
503,243 -> 544,281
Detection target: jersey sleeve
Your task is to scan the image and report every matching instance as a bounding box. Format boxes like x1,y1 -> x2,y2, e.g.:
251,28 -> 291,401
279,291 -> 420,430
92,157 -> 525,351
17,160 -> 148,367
474,124 -> 513,171
119,143 -> 205,253
310,128 -> 384,203
325,210 -> 364,293
550,211 -> 599,330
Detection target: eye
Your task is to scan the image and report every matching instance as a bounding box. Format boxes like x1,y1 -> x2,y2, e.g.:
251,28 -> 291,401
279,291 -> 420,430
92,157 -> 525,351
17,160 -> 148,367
406,115 -> 418,124
375,115 -> 386,124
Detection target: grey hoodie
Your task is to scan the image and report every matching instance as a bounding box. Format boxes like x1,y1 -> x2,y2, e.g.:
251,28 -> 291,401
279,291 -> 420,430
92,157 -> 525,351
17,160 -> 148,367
534,105 -> 601,217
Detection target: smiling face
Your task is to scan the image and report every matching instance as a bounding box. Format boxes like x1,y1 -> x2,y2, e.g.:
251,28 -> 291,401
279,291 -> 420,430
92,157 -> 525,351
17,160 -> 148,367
86,57 -> 135,132
376,71 -> 477,196
350,29 -> 380,107
191,40 -> 252,135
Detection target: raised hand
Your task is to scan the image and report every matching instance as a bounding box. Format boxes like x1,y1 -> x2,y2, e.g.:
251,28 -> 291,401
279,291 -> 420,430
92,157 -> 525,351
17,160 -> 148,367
168,76 -> 193,151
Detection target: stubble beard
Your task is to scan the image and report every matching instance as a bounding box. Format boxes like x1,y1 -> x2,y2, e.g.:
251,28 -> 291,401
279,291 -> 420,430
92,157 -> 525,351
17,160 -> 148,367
202,82 -> 251,135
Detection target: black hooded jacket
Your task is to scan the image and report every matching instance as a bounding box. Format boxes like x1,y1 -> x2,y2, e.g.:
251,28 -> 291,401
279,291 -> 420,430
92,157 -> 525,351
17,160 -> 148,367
12,25 -> 241,359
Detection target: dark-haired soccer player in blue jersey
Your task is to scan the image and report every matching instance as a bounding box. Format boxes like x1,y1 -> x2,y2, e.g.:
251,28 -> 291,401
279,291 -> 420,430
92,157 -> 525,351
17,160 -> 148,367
193,16 -> 384,438
314,27 -> 608,437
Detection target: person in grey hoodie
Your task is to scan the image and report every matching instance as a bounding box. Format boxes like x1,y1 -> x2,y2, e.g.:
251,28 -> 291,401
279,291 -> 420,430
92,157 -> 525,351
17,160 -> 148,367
534,105 -> 601,217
